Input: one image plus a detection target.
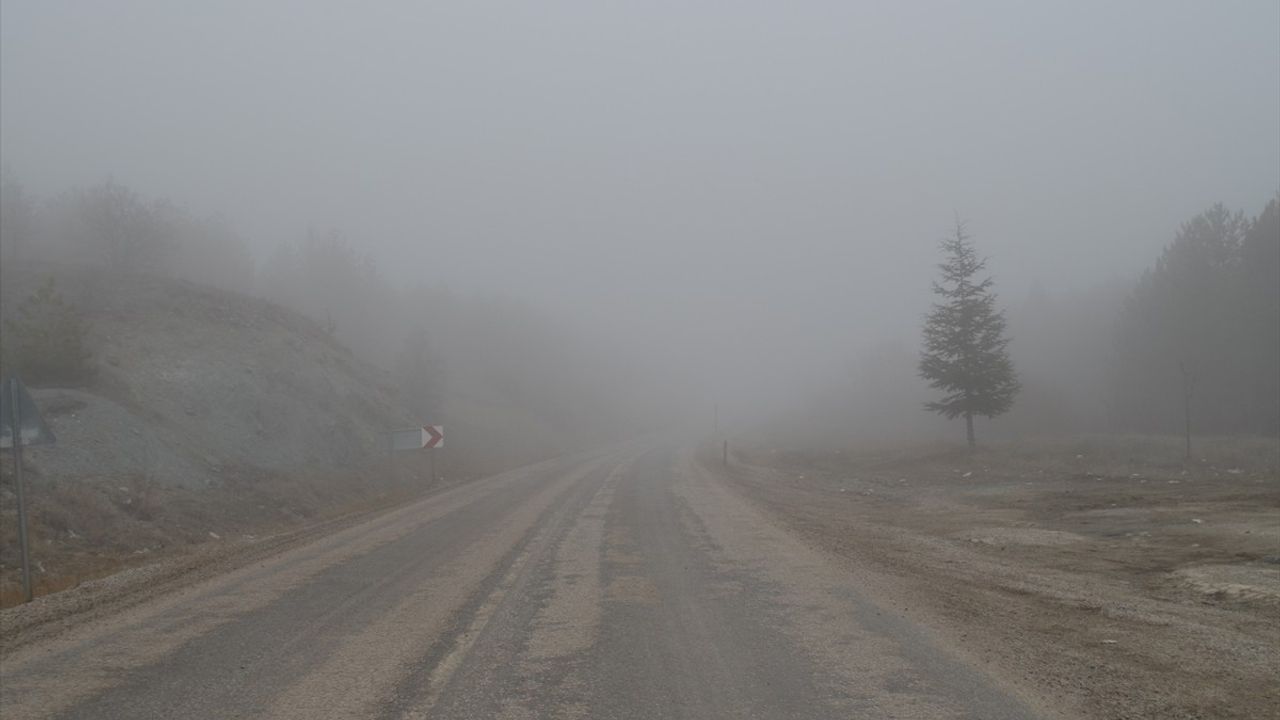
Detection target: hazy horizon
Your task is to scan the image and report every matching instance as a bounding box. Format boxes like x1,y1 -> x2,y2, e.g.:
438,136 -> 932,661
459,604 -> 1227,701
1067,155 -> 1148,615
3,0 -> 1278,434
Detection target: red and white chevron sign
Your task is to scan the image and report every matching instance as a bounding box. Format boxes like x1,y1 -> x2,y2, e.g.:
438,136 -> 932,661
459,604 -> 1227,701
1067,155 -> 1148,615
424,425 -> 444,449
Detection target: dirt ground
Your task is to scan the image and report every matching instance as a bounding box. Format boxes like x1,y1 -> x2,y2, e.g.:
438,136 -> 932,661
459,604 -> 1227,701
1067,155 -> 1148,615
0,453 -> 461,608
717,435 -> 1279,720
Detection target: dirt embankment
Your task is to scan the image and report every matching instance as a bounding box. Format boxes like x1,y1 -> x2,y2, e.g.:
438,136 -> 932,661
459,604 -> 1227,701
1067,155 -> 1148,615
0,266 -> 438,606
713,436 -> 1279,720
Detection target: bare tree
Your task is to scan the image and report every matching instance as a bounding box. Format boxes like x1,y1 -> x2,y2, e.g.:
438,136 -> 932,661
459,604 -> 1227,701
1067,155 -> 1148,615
71,178 -> 170,272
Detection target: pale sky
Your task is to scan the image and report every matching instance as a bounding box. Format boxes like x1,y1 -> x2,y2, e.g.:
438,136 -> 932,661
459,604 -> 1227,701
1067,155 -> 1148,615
3,0 -> 1278,411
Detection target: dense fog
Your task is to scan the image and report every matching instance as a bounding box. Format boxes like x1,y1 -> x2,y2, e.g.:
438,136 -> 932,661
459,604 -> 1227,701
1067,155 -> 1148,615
2,2 -> 1277,450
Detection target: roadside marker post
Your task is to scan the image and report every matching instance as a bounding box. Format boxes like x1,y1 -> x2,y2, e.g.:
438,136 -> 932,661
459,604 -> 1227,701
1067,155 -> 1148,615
424,425 -> 443,449
425,425 -> 443,483
1,377 -> 57,604
388,425 -> 444,482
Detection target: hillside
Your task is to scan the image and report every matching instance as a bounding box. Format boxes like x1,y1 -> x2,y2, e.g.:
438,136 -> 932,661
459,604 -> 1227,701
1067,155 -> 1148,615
4,265 -> 419,479
0,264 -> 431,603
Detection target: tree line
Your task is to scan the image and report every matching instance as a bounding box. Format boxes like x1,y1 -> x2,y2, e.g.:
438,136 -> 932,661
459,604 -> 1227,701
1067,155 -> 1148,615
1111,197 -> 1279,436
1,176 -> 255,294
2,171 -> 1276,448
918,194 -> 1278,446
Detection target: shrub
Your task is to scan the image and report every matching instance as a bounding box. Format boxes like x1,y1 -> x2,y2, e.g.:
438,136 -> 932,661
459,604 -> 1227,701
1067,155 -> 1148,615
3,277 -> 94,386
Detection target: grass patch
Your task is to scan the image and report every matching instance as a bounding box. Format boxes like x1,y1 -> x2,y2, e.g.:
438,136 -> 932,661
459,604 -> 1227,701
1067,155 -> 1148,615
0,454 -> 449,608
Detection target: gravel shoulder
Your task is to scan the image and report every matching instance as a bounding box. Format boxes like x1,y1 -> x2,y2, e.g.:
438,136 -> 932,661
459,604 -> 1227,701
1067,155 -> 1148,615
714,438 -> 1280,720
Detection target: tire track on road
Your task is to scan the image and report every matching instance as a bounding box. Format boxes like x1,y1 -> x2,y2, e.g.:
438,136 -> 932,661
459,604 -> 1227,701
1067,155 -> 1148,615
379,452 -> 638,720
1,451 -> 614,720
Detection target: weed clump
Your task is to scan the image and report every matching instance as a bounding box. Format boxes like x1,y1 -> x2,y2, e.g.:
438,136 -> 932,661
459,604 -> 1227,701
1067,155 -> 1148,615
2,276 -> 94,386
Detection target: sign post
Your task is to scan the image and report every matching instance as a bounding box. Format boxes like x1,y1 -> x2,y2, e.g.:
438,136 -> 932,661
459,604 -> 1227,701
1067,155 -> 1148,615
424,425 -> 443,483
9,382 -> 32,603
387,425 -> 444,482
423,425 -> 444,449
1,377 -> 56,604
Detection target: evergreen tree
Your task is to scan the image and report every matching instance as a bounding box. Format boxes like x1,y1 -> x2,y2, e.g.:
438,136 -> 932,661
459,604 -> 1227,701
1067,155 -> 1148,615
1113,196 -> 1279,437
919,220 -> 1019,449
1240,195 -> 1279,434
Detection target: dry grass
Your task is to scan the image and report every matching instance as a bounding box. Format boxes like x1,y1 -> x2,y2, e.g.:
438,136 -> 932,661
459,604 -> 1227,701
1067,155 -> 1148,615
0,453 -> 452,608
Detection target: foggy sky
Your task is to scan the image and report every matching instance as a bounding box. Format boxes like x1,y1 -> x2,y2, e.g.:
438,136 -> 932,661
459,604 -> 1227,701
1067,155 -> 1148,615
3,1 -> 1278,422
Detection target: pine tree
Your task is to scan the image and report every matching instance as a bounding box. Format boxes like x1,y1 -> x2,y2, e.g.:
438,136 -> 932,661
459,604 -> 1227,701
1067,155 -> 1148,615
1112,196 -> 1279,437
919,220 -> 1019,449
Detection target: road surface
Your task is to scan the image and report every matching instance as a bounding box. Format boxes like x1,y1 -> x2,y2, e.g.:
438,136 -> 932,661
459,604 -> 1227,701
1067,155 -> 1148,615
1,444 -> 1037,719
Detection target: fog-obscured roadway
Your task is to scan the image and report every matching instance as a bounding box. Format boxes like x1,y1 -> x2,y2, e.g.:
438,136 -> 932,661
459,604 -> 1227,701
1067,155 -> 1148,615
0,443 -> 1035,719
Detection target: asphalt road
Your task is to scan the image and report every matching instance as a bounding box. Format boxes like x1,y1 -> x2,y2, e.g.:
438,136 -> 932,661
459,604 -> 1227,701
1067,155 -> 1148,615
0,443 -> 1037,719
